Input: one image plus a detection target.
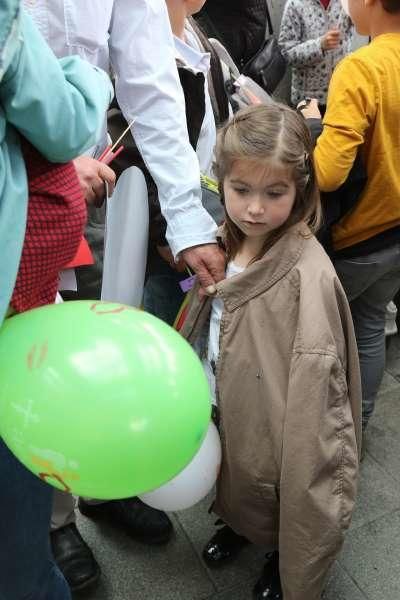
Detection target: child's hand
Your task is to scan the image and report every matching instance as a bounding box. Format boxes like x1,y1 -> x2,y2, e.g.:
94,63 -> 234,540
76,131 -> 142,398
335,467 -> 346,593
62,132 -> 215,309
321,29 -> 341,51
73,156 -> 116,207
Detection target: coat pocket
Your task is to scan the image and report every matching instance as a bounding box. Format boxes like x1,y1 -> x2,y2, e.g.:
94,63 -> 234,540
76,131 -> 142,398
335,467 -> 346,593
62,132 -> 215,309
64,0 -> 113,52
252,482 -> 280,545
215,477 -> 280,546
258,482 -> 280,521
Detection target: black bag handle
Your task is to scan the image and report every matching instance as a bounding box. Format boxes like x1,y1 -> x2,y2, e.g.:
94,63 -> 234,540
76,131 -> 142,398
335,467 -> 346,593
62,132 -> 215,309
266,2 -> 274,36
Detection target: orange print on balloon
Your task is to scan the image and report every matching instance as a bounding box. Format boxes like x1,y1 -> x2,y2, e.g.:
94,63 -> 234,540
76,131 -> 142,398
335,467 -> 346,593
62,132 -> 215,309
39,472 -> 71,493
26,341 -> 48,370
32,455 -> 79,494
90,302 -> 137,316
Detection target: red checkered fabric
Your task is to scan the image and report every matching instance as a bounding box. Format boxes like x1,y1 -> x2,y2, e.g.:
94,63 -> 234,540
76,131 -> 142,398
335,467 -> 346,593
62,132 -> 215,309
11,141 -> 87,312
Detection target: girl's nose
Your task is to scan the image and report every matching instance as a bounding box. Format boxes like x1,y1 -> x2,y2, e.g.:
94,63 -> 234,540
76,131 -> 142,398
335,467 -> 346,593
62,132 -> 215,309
248,198 -> 265,216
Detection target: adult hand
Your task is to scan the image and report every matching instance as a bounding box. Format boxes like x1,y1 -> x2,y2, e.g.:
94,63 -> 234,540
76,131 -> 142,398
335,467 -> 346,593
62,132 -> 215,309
298,98 -> 321,119
157,245 -> 186,272
181,244 -> 226,296
73,156 -> 116,207
321,29 -> 341,51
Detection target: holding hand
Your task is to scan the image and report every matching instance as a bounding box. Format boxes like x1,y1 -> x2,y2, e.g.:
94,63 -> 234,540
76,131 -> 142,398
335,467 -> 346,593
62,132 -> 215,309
321,29 -> 341,51
297,98 -> 321,119
73,156 -> 116,207
181,244 -> 226,296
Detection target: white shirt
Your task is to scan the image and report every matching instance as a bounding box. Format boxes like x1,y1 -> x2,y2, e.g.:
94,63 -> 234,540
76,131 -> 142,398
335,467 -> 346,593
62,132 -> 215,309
204,261 -> 244,404
23,0 -> 217,257
174,29 -> 216,177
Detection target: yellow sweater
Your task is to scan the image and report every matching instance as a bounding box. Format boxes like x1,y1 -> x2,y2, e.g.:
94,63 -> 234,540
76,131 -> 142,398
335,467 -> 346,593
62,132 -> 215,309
314,34 -> 400,250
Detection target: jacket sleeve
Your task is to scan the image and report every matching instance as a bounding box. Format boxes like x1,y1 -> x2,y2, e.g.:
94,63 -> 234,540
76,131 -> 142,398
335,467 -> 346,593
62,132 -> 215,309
278,1 -> 325,68
108,0 -> 217,258
279,279 -> 361,600
278,349 -> 360,600
0,10 -> 113,163
313,55 -> 375,191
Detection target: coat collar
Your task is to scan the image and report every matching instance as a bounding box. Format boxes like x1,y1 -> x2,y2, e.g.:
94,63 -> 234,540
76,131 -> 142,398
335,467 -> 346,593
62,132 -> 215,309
214,223 -> 308,311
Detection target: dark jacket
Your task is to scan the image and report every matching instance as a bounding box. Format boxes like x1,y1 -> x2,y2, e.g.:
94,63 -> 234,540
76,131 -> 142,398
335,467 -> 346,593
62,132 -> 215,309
307,118 -> 367,258
195,0 -> 267,68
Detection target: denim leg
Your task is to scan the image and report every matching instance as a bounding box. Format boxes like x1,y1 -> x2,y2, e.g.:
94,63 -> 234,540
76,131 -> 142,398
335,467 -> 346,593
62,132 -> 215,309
0,440 -> 71,600
349,281 -> 399,427
144,253 -> 186,326
335,245 -> 400,428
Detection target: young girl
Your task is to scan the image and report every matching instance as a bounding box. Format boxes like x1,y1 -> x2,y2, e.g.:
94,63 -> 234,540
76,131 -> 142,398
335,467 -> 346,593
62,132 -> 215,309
180,104 -> 361,600
279,0 -> 353,110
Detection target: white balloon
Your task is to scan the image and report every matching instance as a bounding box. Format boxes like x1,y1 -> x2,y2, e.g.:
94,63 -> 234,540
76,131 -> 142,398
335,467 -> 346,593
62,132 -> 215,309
139,422 -> 221,511
340,0 -> 350,16
101,166 -> 149,308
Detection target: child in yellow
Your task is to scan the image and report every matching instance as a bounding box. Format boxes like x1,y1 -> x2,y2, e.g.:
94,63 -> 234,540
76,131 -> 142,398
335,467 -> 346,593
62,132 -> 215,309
301,0 -> 400,431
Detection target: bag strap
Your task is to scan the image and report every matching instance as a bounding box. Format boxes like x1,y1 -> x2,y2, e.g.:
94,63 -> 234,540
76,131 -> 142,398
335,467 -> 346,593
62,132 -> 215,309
208,37 -> 240,79
266,1 -> 274,36
188,18 -> 230,124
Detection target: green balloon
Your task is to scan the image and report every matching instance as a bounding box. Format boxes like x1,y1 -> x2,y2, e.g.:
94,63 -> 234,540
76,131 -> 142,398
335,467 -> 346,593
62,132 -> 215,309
0,301 -> 210,499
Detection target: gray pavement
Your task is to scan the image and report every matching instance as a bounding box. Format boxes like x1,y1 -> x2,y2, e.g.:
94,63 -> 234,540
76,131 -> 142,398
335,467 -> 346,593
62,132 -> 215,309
74,338 -> 400,600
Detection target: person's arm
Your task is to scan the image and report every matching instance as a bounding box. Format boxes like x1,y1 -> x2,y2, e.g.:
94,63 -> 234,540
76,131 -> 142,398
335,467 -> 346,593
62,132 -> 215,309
108,0 -> 218,260
0,1 -> 21,84
0,10 -> 113,163
279,351 -> 359,598
279,1 -> 329,67
304,57 -> 375,192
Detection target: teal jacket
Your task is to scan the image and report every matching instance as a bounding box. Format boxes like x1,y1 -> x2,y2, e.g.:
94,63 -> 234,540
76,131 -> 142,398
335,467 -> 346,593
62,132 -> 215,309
0,6 -> 113,325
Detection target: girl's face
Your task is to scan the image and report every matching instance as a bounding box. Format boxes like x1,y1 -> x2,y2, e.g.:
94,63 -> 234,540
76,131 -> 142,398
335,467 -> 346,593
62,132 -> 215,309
223,160 -> 296,242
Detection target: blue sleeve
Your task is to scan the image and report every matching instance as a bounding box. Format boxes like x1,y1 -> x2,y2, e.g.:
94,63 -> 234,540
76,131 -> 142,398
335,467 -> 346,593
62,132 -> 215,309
0,10 -> 113,162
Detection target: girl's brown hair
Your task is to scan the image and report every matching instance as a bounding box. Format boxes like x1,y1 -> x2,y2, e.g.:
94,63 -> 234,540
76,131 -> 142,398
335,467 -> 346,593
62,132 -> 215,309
214,103 -> 321,262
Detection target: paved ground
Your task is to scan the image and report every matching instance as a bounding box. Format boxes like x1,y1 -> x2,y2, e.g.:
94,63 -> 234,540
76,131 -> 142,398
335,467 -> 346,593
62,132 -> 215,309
73,337 -> 400,600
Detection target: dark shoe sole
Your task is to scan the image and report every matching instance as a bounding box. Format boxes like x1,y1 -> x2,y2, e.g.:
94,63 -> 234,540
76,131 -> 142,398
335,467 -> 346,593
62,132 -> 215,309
78,503 -> 172,545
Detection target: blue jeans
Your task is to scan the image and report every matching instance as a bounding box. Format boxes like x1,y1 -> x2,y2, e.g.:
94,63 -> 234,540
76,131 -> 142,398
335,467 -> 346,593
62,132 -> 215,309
335,244 -> 400,429
0,439 -> 71,600
144,252 -> 186,326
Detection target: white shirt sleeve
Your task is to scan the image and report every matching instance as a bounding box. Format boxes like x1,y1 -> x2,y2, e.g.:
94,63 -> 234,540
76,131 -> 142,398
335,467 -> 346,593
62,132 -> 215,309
108,0 -> 217,257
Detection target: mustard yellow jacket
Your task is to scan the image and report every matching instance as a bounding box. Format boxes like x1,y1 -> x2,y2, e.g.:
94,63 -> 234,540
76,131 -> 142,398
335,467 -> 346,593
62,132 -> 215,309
314,34 -> 400,250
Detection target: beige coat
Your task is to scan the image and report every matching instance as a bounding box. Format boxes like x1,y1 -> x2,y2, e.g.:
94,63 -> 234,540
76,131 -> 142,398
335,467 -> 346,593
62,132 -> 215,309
181,223 -> 361,600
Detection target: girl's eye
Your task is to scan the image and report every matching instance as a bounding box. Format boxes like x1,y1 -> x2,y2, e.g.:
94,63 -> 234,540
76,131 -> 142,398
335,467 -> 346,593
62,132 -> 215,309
267,191 -> 284,199
234,188 -> 249,195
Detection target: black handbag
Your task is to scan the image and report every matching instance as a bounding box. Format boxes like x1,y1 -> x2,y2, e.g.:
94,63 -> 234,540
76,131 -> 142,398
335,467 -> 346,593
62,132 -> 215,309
242,5 -> 286,95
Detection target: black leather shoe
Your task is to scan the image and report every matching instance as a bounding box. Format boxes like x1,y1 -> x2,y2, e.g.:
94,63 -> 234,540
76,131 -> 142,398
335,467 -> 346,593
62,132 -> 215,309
50,523 -> 100,593
253,552 -> 283,599
202,525 -> 249,568
78,497 -> 173,544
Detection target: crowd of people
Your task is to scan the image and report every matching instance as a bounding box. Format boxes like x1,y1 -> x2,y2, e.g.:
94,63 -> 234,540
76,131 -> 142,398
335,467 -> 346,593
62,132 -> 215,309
1,1 -> 400,599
